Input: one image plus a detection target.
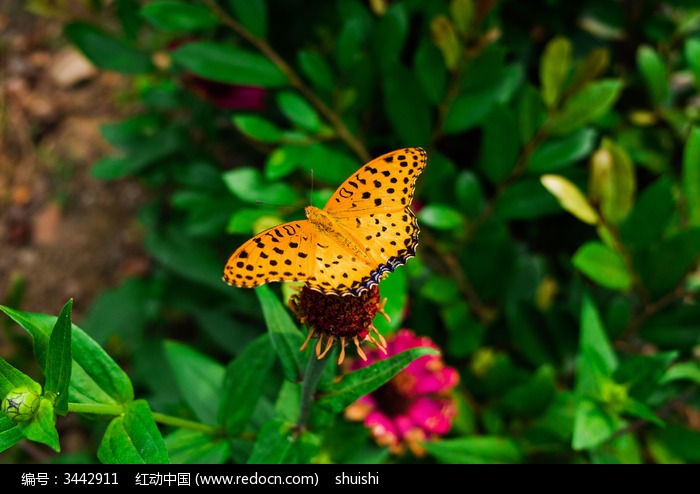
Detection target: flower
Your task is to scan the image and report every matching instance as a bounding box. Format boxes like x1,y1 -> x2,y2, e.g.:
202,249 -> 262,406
289,285 -> 389,364
344,329 -> 459,456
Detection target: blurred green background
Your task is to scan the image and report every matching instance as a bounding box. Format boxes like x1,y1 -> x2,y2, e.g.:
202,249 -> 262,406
0,0 -> 699,464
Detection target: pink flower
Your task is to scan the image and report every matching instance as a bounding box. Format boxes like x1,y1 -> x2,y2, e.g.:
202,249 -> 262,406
344,329 -> 460,456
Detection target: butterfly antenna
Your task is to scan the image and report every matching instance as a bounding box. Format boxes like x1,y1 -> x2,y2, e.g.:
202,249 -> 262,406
309,168 -> 315,206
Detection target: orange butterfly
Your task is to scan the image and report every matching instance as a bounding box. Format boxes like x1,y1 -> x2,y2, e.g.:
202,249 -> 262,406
223,147 -> 427,296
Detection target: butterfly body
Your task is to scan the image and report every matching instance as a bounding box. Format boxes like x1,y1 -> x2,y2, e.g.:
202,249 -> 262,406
223,147 -> 427,296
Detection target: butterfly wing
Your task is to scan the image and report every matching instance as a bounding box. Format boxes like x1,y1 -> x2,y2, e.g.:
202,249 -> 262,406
324,147 -> 427,213
223,220 -> 316,288
320,147 -> 427,294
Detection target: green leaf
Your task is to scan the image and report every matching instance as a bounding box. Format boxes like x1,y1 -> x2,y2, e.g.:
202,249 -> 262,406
297,50 -> 334,93
498,365 -> 556,416
589,137 -> 636,224
545,79 -> 623,135
635,229 -> 700,297
276,92 -> 321,132
495,177 -> 561,220
222,167 -> 298,205
619,177 -> 675,247
44,300 -> 72,415
264,145 -> 310,181
0,307 -> 134,406
450,0 -> 474,35
98,400 -> 169,464
171,41 -> 287,87
383,64 -> 431,145
576,293 -> 618,396
540,36 -> 572,108
373,267 -> 407,334
317,347 -> 438,413
528,128 -> 597,173
219,335 -> 275,436
0,359 -> 42,398
22,398 -> 59,452
227,0 -> 267,38
455,170 -> 485,217
423,436 -> 523,464
443,91 -> 495,134
232,115 -> 284,143
163,341 -> 224,425
145,229 -> 232,294
246,419 -> 320,464
572,242 -> 632,291
64,22 -> 152,74
572,398 -> 619,450
372,3 -> 408,73
92,127 -> 182,180
685,38 -> 700,87
683,126 -> 700,228
478,104 -> 520,183
540,174 -> 599,224
614,351 -> 678,400
298,144 -> 359,185
418,204 -> 464,230
0,415 -> 25,454
662,361 -> 700,385
140,1 -> 219,32
516,84 -> 547,143
255,285 -> 306,383
637,45 -> 668,107
414,39 -> 447,104
165,429 -> 230,464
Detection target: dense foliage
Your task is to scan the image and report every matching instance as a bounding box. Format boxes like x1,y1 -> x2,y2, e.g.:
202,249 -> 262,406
2,0 -> 699,464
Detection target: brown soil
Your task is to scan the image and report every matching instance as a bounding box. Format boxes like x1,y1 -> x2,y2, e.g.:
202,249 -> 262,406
0,3 -> 149,326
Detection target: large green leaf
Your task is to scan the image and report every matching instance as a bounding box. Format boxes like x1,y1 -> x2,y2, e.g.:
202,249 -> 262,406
316,347 -> 437,413
540,36 -> 572,108
98,400 -> 169,464
64,22 -> 152,74
171,41 -> 287,87
423,436 -> 523,464
227,0 -> 268,38
140,1 -> 219,32
255,285 -> 306,383
163,341 -> 224,425
219,335 -> 276,436
246,419 -> 320,464
572,242 -> 632,291
165,429 -> 230,464
683,126 -> 700,228
528,128 -> 597,173
545,79 -> 623,135
44,300 -> 72,415
478,104 -> 520,183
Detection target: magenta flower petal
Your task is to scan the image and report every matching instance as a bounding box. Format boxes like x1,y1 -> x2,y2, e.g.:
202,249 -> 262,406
344,328 -> 460,456
407,396 -> 456,435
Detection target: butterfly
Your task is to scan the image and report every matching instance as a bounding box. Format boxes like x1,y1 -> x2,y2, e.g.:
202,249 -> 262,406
223,147 -> 427,296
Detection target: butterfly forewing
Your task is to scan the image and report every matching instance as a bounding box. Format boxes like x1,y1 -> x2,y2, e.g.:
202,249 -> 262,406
223,220 -> 316,288
324,147 -> 427,214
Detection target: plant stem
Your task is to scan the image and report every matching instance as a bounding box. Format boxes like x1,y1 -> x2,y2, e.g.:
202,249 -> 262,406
297,350 -> 330,431
68,403 -> 221,435
152,412 -> 222,435
68,403 -> 123,416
